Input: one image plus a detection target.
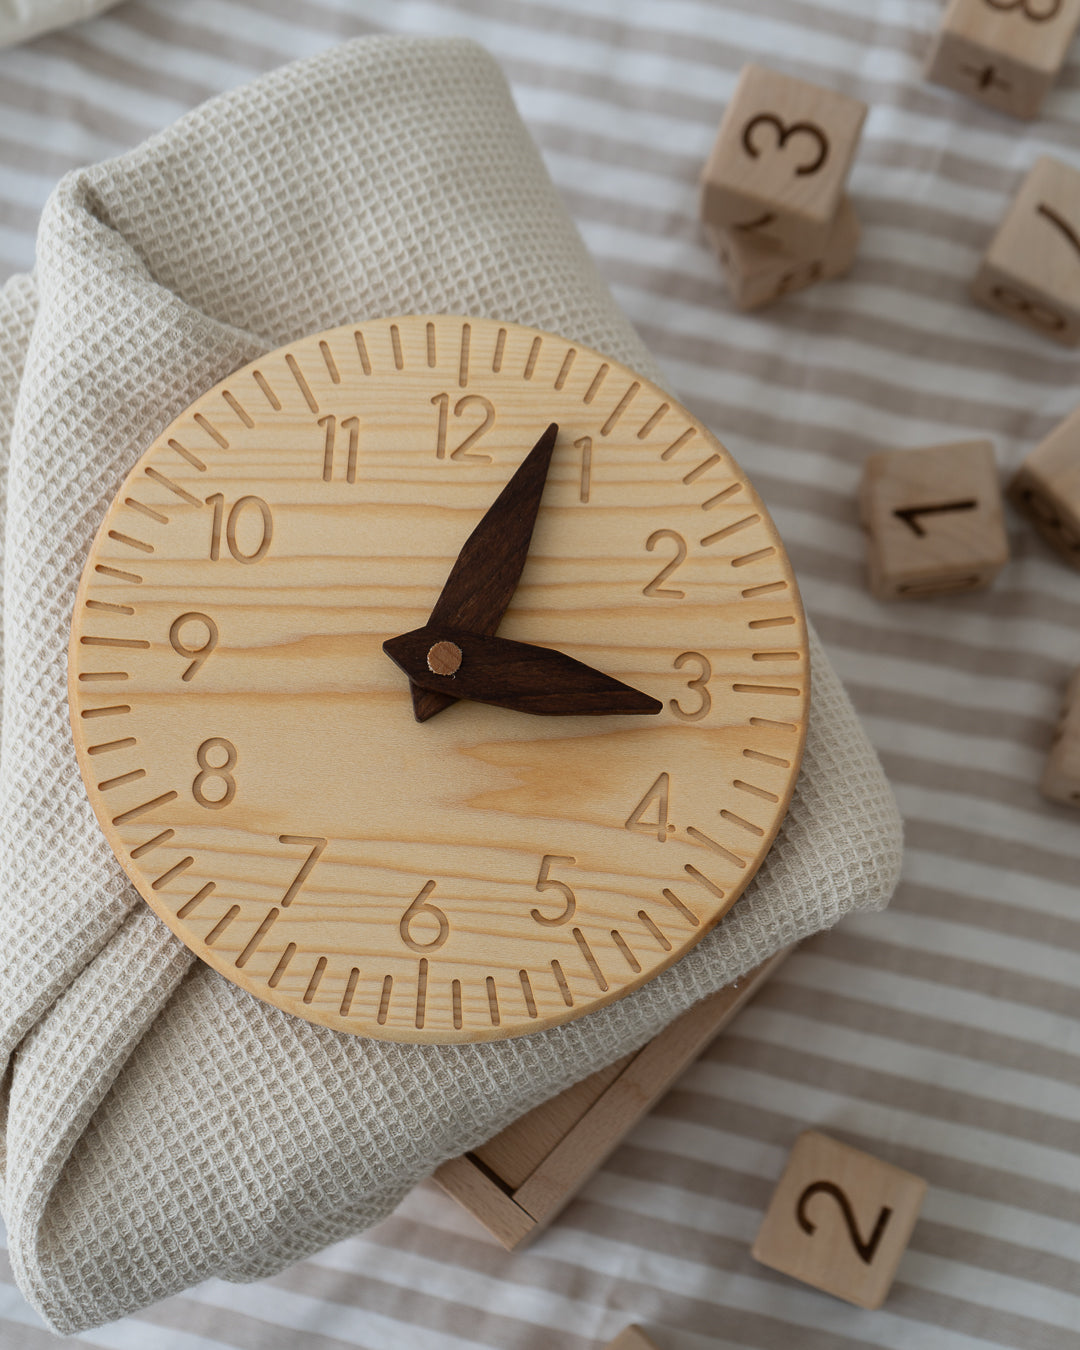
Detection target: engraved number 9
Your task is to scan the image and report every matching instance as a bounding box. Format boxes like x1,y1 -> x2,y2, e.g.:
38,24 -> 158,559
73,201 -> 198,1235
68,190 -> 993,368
169,612 -> 218,681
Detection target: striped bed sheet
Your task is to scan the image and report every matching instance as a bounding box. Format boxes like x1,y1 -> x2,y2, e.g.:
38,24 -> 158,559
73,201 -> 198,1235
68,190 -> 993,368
1,2 -> 1078,1348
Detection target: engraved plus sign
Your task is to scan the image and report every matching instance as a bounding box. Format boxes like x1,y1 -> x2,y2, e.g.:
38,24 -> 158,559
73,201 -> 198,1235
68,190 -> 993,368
962,62 -> 1010,91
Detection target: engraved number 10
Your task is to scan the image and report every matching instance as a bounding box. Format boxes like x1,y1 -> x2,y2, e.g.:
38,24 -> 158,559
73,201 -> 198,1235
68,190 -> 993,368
205,494 -> 273,563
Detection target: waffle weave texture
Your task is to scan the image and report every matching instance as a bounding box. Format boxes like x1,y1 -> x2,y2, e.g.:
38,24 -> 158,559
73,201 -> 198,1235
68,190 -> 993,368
0,36 -> 903,1334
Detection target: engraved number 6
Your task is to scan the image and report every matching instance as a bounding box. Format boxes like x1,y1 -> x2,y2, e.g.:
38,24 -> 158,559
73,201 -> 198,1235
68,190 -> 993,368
399,880 -> 450,952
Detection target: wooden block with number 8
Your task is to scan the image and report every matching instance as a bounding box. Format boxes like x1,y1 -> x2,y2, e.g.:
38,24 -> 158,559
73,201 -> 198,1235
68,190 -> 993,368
973,155 -> 1080,346
926,0 -> 1080,121
705,196 -> 860,311
699,64 -> 867,256
1042,668 -> 1080,807
860,440 -> 1009,600
752,1130 -> 927,1310
1008,401 -> 1080,566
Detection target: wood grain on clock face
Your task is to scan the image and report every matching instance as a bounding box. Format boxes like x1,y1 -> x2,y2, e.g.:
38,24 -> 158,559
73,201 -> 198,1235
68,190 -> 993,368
68,316 -> 809,1043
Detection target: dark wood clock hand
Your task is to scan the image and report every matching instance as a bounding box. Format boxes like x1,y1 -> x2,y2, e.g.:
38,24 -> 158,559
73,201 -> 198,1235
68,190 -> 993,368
408,421 -> 560,722
384,625 -> 662,716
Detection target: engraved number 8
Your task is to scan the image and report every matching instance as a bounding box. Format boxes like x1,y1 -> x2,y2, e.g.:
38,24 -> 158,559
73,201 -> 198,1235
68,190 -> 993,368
192,737 -> 237,810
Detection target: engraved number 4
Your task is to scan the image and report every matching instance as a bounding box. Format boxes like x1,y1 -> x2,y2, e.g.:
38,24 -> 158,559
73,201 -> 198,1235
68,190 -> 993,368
625,772 -> 673,842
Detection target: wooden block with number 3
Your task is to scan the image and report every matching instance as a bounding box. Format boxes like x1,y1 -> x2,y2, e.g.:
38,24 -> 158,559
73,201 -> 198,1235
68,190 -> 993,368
860,440 -> 1009,600
973,156 -> 1080,346
752,1130 -> 927,1310
705,196 -> 860,311
700,64 -> 867,256
926,0 -> 1080,121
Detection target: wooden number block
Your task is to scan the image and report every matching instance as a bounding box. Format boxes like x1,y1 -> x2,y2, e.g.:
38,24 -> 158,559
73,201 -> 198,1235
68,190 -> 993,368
433,947 -> 792,1248
605,1329 -> 660,1350
972,156 -> 1080,345
1042,668 -> 1080,806
705,196 -> 859,311
1008,402 -> 1080,565
752,1130 -> 927,1310
860,440 -> 1009,599
699,64 -> 867,256
926,0 -> 1080,121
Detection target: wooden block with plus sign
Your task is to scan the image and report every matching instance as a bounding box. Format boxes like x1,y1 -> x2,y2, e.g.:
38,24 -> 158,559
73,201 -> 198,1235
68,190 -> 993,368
973,156 -> 1080,345
604,1328 -> 661,1350
699,63 -> 867,256
1008,402 -> 1080,565
1042,668 -> 1080,806
860,440 -> 1009,599
752,1130 -> 927,1310
926,0 -> 1080,121
705,196 -> 859,311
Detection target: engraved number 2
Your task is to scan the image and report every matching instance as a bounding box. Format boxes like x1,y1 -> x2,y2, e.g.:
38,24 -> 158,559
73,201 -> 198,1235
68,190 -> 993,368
796,1181 -> 893,1266
741,113 -> 829,177
643,530 -> 688,598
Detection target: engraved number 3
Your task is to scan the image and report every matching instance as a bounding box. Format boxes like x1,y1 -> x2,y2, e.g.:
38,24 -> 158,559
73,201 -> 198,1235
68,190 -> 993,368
741,113 -> 829,177
985,0 -> 1062,20
796,1181 -> 893,1265
670,652 -> 712,722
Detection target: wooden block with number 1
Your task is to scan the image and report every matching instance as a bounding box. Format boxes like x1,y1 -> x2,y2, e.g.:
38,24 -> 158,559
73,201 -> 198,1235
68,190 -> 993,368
752,1130 -> 927,1310
860,440 -> 1009,599
973,156 -> 1080,346
926,0 -> 1080,121
700,64 -> 867,256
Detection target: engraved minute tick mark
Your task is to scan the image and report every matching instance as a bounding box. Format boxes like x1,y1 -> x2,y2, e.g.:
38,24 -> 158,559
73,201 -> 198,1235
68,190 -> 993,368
600,381 -> 639,435
702,514 -> 760,546
169,439 -> 207,471
222,390 -> 254,427
144,467 -> 199,507
661,428 -> 696,460
193,414 -> 228,450
285,354 -> 318,412
519,969 -> 538,1017
683,454 -> 722,484
354,330 -> 372,375
637,403 -> 670,439
583,364 -> 608,404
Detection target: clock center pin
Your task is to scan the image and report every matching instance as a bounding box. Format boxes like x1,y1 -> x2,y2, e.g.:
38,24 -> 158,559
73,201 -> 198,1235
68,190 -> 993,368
427,640 -> 463,676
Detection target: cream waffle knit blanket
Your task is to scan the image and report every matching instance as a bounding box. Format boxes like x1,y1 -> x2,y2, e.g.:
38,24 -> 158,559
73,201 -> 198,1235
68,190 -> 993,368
0,36 -> 902,1334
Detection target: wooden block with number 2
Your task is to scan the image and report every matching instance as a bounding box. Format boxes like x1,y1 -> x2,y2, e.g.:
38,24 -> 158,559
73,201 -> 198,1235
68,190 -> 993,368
700,64 -> 867,256
973,156 -> 1080,346
752,1130 -> 927,1310
926,0 -> 1080,121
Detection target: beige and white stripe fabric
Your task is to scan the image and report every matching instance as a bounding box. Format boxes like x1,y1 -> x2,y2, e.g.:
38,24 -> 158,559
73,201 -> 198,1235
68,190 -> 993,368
1,1 -> 1078,1348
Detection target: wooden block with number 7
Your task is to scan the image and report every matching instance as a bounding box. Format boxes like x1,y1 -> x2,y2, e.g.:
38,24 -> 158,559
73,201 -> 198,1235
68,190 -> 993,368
752,1130 -> 927,1310
926,0 -> 1080,121
973,156 -> 1080,346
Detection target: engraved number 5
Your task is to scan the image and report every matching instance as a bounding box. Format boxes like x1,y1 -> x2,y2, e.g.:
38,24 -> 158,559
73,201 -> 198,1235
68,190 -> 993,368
531,854 -> 577,926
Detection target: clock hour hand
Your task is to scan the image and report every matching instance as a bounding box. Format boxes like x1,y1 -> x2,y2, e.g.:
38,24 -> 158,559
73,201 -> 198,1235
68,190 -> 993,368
384,626 -> 662,717
410,421 -> 559,723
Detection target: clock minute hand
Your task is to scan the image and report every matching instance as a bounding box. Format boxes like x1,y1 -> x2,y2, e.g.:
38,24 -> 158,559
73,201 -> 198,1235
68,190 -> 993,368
384,626 -> 662,717
410,421 -> 560,723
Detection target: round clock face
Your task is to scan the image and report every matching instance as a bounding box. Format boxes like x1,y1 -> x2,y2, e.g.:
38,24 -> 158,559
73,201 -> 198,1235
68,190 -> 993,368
68,316 -> 809,1043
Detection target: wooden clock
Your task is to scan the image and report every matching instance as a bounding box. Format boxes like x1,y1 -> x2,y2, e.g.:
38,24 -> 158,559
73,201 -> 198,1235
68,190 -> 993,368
68,316 -> 809,1043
